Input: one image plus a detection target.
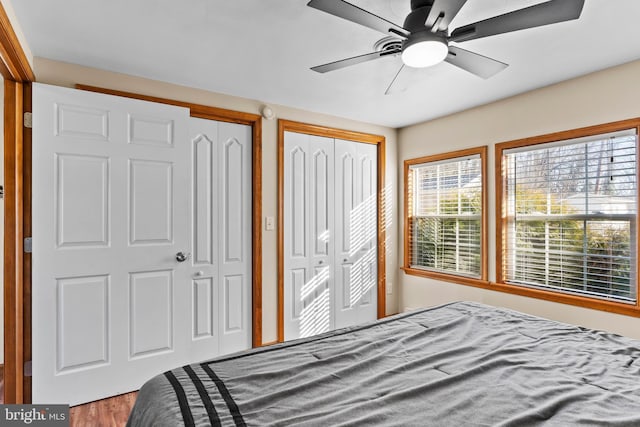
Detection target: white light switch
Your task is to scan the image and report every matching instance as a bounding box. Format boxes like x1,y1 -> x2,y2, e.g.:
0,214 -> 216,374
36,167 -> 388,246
265,216 -> 275,231
386,281 -> 393,295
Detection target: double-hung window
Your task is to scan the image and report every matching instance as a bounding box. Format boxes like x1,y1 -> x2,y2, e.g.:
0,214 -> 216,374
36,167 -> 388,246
404,147 -> 487,284
497,122 -> 639,311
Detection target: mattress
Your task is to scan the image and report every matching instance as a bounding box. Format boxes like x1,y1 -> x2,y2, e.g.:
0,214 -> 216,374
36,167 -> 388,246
127,301 -> 640,426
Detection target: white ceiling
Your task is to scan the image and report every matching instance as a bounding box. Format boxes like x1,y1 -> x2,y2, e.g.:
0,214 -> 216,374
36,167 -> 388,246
11,0 -> 640,128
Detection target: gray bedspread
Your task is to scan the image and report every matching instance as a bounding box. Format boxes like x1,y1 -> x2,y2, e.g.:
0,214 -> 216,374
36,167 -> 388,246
127,301 -> 640,426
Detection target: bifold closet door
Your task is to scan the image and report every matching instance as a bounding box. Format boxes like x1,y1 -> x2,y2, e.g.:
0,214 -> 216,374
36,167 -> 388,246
284,132 -> 377,341
283,132 -> 335,340
334,140 -> 377,328
189,118 -> 252,362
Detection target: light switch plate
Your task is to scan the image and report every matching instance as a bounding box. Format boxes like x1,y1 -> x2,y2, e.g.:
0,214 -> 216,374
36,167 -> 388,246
265,216 -> 275,231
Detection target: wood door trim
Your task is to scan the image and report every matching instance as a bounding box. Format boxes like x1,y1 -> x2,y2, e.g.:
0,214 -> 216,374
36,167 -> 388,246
4,80 -> 25,403
74,84 -> 264,347
376,138 -> 386,319
251,116 -> 263,347
277,119 -> 387,342
278,119 -> 383,145
0,3 -> 34,82
22,83 -> 32,402
75,84 -> 260,125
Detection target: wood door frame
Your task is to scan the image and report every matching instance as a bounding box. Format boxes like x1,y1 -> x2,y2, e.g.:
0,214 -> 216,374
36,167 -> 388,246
277,119 -> 387,342
0,1 -> 35,404
75,84 -> 264,349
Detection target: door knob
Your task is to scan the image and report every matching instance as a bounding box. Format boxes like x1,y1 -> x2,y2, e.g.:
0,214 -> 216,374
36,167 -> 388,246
176,251 -> 189,262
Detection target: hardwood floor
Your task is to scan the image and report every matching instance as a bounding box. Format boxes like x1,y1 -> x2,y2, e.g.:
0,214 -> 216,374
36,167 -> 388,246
1,363 -> 135,425
69,391 -> 138,427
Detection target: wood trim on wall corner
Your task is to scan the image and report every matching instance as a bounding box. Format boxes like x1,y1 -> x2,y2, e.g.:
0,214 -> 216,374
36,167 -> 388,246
0,3 -> 34,82
277,119 -> 387,342
73,84 -> 264,347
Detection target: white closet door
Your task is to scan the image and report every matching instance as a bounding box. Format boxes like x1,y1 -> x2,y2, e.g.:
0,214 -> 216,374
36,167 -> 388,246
283,132 -> 334,340
355,141 -> 378,324
334,139 -> 378,329
189,118 -> 252,360
32,83 -> 191,405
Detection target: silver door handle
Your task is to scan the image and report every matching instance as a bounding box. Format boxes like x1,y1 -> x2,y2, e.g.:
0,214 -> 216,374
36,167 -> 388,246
176,252 -> 189,262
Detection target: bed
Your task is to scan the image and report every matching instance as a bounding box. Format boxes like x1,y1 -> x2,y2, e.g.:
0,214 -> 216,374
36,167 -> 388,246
127,301 -> 640,426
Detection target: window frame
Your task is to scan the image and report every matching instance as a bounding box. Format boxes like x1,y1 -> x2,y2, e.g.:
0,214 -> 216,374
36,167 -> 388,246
403,146 -> 489,286
496,118 -> 640,317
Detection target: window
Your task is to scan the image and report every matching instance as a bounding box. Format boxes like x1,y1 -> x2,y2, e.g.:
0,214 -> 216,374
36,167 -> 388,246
497,121 -> 640,312
404,147 -> 487,284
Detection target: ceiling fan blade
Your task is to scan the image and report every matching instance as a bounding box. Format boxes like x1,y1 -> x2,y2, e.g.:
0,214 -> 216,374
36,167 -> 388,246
311,49 -> 399,73
307,0 -> 408,38
445,46 -> 508,79
450,0 -> 585,43
425,0 -> 468,32
385,65 -> 408,95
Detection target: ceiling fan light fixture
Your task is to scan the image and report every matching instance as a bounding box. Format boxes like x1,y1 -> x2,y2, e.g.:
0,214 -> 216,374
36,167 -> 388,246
401,32 -> 448,68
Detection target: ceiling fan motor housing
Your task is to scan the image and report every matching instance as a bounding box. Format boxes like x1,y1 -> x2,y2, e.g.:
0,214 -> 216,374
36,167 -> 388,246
410,0 -> 434,12
405,0 -> 435,32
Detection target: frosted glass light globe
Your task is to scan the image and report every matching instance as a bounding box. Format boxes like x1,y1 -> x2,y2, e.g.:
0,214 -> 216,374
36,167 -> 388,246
401,39 -> 448,68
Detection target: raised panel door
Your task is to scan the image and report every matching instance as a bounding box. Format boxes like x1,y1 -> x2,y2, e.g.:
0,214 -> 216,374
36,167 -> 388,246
33,83 -> 191,405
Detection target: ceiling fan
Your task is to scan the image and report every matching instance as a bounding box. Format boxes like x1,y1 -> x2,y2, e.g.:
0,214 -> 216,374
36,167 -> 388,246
307,0 -> 585,94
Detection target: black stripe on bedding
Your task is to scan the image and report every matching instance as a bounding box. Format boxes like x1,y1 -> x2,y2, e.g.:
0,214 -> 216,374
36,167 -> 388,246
183,365 -> 221,426
164,370 -> 195,427
202,363 -> 246,427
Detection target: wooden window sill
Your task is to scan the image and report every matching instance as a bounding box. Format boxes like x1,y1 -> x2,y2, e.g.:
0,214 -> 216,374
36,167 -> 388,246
402,266 -> 640,318
402,267 -> 489,288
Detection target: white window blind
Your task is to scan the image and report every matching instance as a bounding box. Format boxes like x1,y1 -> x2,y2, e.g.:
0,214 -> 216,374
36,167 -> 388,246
409,154 -> 482,277
504,131 -> 638,303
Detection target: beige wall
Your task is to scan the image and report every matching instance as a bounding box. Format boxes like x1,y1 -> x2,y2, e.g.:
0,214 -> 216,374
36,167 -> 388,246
398,59 -> 640,339
34,57 -> 399,344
